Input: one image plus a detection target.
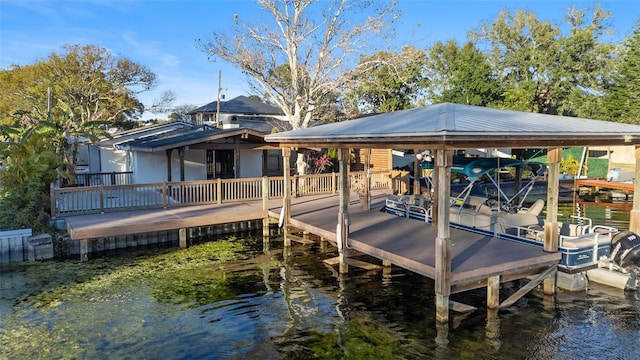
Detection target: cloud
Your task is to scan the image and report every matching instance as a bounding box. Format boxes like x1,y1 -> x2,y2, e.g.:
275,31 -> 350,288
121,32 -> 180,67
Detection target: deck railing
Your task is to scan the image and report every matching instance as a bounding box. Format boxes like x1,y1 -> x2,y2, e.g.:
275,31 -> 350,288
50,170 -> 410,217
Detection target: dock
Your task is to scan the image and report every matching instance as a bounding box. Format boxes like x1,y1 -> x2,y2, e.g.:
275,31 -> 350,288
62,189 -> 560,309
269,191 -> 560,297
575,178 -> 634,192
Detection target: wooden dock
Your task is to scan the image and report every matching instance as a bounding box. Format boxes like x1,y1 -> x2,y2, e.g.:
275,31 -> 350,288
575,178 -> 634,192
63,189 -> 560,305
269,191 -> 561,296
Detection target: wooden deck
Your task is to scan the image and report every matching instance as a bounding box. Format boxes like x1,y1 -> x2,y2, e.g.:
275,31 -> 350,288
270,191 -> 561,293
64,189 -> 560,294
64,202 -> 269,240
575,178 -> 634,192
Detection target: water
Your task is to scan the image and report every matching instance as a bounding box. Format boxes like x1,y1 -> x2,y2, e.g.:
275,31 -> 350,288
1,200 -> 640,359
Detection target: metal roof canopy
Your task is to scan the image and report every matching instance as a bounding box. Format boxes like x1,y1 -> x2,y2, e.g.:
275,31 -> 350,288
264,103 -> 640,149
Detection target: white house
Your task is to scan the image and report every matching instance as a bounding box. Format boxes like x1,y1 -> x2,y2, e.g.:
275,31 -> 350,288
89,96 -> 292,185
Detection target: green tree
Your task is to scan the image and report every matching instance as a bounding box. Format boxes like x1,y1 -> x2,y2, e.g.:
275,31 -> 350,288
345,46 -> 428,114
601,20 -> 640,123
0,44 -> 162,178
426,40 -> 503,106
197,0 -> 398,174
0,122 -> 62,231
469,6 -> 615,115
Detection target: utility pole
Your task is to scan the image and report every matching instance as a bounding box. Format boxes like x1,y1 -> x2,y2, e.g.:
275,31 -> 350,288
216,70 -> 222,127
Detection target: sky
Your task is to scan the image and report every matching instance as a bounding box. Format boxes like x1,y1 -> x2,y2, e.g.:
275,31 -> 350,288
1,0 -> 638,120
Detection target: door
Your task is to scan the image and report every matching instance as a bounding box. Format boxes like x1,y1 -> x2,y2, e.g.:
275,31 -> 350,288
215,150 -> 235,179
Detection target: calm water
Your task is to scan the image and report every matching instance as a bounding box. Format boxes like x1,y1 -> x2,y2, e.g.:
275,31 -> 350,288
1,199 -> 640,359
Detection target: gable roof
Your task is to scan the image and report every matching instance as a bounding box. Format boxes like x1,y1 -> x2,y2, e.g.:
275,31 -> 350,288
117,126 -> 267,152
189,95 -> 284,116
98,121 -> 193,148
265,103 -> 640,149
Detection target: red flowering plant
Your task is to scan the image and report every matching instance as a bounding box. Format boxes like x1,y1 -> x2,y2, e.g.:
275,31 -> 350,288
306,150 -> 335,174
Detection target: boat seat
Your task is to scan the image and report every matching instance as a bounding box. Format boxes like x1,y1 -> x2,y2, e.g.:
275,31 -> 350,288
525,199 -> 545,216
561,234 -> 612,248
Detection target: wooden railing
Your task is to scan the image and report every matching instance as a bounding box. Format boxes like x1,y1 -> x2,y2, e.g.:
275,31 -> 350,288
73,172 -> 133,186
50,170 -> 410,217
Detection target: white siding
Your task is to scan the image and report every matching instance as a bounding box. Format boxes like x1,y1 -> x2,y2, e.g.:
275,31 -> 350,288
133,149 -> 207,184
100,149 -> 127,173
239,149 -> 262,178
134,152 -> 167,184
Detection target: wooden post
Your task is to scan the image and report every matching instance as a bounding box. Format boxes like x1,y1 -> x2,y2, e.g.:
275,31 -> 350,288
413,148 -> 421,199
432,159 -> 439,227
178,147 -> 185,181
630,146 -> 640,233
216,178 -> 222,204
544,147 -> 561,295
166,149 -> 172,182
99,185 -> 105,214
50,183 -> 56,218
263,176 -> 271,244
282,148 -> 292,247
487,275 -> 500,309
79,239 -> 88,261
337,148 -> 350,274
179,228 -> 187,248
434,149 -> 453,323
262,176 -> 269,211
364,148 -> 371,210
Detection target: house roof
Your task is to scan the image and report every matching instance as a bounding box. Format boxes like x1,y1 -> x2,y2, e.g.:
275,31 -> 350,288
98,121 -> 193,148
116,126 -> 267,152
264,102 -> 640,149
189,95 -> 284,115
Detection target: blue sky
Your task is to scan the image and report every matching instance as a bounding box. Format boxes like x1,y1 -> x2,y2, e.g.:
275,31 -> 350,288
1,0 -> 638,120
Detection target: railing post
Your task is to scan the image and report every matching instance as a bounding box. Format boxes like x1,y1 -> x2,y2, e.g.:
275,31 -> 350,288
99,185 -> 105,214
50,183 -> 56,218
332,172 -> 337,193
111,172 -> 116,186
217,178 -> 222,204
262,176 -> 269,211
162,182 -> 167,208
293,175 -> 299,197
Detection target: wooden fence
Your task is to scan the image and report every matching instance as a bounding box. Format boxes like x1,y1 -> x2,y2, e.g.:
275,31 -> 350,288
50,170 -> 410,217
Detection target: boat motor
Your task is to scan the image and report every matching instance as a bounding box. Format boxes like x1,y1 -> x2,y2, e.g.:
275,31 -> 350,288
611,231 -> 640,270
610,231 -> 640,291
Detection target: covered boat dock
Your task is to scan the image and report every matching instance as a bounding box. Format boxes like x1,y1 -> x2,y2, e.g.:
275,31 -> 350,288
265,102 -> 640,325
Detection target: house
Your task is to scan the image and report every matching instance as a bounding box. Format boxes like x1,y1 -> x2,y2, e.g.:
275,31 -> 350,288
88,96 -> 292,185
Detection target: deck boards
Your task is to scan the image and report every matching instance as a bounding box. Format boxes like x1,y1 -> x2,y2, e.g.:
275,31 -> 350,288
64,189 -> 560,292
272,191 -> 560,291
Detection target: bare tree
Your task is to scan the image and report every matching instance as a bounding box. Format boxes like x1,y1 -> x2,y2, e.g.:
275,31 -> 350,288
197,0 -> 398,174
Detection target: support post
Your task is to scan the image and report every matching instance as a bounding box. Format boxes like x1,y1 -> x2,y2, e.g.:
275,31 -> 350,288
413,148 -> 421,200
79,239 -> 88,261
262,176 -> 271,246
166,149 -> 172,182
337,148 -> 350,274
630,146 -> 640,233
178,147 -> 185,181
487,275 -> 500,309
434,149 -> 453,323
364,148 -> 371,210
544,147 -> 561,295
282,148 -> 292,247
179,228 -> 187,248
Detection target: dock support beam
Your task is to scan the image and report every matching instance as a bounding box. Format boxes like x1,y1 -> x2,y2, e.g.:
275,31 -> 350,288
487,275 -> 500,309
80,239 -> 88,261
179,228 -> 187,248
337,148 -> 350,274
630,146 -> 640,233
282,148 -> 292,247
544,147 -> 561,295
434,149 -> 453,323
